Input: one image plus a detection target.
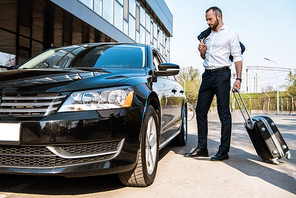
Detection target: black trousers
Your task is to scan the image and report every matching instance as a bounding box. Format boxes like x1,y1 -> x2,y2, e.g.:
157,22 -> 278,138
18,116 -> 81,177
196,69 -> 232,152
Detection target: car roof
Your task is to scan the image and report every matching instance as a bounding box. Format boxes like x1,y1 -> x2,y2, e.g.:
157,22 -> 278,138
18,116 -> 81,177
53,42 -> 166,63
61,42 -> 149,48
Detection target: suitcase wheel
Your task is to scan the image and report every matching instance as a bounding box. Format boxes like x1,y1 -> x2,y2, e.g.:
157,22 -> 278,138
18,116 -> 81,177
271,158 -> 280,165
286,151 -> 291,160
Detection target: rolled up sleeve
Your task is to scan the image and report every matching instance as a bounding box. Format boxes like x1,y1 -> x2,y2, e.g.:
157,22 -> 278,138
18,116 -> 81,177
230,32 -> 243,63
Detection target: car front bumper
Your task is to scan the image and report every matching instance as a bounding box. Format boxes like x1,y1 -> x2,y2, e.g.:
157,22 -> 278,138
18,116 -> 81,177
0,108 -> 143,178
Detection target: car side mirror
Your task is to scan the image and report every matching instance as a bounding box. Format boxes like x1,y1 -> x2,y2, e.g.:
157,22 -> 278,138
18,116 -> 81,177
154,63 -> 179,76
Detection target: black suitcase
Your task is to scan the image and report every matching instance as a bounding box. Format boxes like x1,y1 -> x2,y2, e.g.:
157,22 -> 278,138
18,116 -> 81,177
234,88 -> 291,164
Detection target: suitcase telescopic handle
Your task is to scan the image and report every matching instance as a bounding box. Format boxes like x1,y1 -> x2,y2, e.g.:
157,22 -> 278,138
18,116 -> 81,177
233,88 -> 254,129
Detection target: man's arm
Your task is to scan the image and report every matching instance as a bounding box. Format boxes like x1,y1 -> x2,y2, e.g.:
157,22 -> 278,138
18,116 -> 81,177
232,60 -> 242,92
230,31 -> 243,92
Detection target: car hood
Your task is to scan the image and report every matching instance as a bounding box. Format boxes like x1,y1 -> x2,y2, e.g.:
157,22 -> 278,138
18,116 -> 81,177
0,68 -> 146,93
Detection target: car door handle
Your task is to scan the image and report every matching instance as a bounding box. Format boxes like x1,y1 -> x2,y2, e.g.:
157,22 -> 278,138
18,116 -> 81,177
171,89 -> 177,93
180,90 -> 185,94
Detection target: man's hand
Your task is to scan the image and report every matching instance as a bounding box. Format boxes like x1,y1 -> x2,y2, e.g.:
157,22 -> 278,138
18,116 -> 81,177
198,40 -> 207,60
232,80 -> 241,92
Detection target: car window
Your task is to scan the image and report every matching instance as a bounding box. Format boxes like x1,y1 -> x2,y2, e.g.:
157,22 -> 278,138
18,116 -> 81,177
18,45 -> 146,69
40,50 -> 74,68
18,46 -> 85,69
93,46 -> 145,68
153,51 -> 177,80
153,55 -> 160,70
152,51 -> 162,71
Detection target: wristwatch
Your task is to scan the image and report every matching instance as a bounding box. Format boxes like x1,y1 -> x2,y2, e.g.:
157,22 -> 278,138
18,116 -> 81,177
236,78 -> 242,82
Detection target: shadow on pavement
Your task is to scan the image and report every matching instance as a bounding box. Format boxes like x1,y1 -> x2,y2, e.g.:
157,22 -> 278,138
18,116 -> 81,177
223,145 -> 296,195
170,132 -> 296,195
0,142 -> 173,196
0,173 -> 125,195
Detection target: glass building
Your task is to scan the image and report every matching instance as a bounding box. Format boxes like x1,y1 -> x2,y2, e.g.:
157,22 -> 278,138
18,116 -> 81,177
0,0 -> 173,66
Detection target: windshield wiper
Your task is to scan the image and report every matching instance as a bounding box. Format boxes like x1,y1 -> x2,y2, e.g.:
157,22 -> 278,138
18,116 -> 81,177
62,67 -> 110,73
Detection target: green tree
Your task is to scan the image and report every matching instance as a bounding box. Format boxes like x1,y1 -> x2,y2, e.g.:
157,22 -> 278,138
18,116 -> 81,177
177,66 -> 201,101
285,72 -> 296,96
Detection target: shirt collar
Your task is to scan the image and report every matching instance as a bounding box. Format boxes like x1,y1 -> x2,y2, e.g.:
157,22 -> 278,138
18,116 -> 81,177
219,25 -> 226,31
212,25 -> 226,33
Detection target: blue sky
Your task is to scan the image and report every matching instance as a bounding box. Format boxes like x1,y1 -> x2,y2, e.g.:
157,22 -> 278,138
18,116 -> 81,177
164,0 -> 296,93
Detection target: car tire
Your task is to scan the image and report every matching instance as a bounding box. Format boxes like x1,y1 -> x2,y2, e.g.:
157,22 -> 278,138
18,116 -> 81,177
171,106 -> 187,146
119,106 -> 159,187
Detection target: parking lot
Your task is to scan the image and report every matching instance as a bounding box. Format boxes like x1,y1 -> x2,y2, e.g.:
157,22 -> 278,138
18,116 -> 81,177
0,112 -> 295,198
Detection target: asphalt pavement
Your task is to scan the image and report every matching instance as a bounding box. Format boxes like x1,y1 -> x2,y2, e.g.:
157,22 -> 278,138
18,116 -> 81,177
0,112 -> 295,198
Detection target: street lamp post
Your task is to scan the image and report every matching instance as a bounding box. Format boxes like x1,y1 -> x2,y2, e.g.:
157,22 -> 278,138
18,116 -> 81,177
264,58 -> 279,114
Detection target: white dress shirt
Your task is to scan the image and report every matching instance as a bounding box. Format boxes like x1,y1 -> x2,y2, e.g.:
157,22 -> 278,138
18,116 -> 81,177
203,25 -> 243,69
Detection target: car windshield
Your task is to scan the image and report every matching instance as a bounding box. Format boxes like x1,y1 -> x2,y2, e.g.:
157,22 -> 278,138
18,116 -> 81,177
18,44 -> 146,69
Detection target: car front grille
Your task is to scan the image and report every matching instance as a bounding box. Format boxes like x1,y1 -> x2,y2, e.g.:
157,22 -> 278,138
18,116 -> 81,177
0,145 -> 53,156
60,141 -> 120,155
0,92 -> 67,117
0,154 -> 115,167
0,139 -> 124,167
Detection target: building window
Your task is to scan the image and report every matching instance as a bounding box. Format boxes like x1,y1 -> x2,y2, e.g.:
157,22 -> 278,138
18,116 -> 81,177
123,20 -> 128,35
146,30 -> 150,44
140,25 -> 145,44
140,6 -> 145,26
79,0 -> 93,9
129,15 -> 135,40
129,0 -> 135,17
117,0 -> 123,5
94,0 -> 102,16
0,52 -> 15,67
145,13 -> 150,32
154,23 -> 157,39
153,38 -> 157,48
165,37 -> 168,56
157,29 -> 160,49
160,30 -> 163,47
114,1 -> 123,31
136,31 -> 140,43
103,0 -> 113,24
136,4 -> 140,31
150,21 -> 153,44
123,0 -> 129,20
167,38 -> 170,59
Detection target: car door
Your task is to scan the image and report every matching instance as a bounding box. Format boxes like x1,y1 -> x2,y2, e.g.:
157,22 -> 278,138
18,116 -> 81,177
163,74 -> 184,139
152,51 -> 184,144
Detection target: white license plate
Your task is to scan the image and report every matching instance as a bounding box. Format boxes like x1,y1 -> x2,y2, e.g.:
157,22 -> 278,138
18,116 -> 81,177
0,123 -> 20,144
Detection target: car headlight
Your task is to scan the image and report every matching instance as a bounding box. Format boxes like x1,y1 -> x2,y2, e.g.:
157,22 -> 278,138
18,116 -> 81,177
58,87 -> 134,112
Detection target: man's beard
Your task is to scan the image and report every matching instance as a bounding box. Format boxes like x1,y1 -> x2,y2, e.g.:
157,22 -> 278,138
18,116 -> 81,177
210,17 -> 219,31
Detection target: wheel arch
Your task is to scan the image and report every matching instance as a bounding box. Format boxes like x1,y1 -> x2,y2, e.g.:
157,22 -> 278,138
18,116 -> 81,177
145,91 -> 161,129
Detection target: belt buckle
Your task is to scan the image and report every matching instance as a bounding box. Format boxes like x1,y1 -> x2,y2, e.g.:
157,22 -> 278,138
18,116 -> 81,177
210,68 -> 217,73
206,68 -> 214,73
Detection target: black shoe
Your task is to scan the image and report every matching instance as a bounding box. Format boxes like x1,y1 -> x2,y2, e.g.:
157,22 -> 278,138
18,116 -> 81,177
211,151 -> 229,161
184,147 -> 209,157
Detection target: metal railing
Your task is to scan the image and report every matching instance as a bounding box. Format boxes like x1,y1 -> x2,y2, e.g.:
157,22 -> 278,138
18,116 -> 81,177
187,95 -> 296,115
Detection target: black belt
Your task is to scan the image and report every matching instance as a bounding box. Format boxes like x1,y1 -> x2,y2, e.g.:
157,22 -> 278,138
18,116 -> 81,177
205,67 -> 230,73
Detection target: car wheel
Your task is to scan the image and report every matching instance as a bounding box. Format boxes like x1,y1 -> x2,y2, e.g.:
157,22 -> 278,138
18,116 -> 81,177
119,106 -> 159,187
171,106 -> 187,146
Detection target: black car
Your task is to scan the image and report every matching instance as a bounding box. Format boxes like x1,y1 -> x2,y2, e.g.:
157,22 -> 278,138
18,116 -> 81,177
0,43 -> 187,187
